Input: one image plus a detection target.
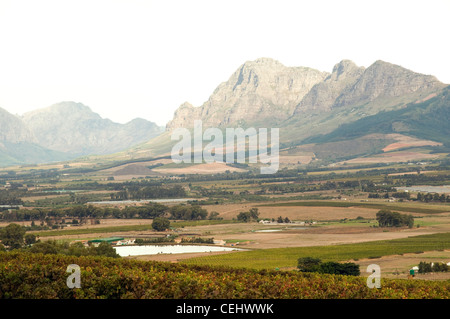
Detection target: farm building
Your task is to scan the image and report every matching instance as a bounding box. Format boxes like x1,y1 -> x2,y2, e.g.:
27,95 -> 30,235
88,237 -> 125,247
116,239 -> 135,245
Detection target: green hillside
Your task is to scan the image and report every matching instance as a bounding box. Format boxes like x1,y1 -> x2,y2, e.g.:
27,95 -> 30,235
0,141 -> 71,167
304,86 -> 450,146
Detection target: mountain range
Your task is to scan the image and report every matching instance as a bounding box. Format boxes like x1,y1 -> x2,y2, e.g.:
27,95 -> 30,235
0,57 -> 448,168
145,58 -> 448,167
0,102 -> 163,166
166,58 -> 445,131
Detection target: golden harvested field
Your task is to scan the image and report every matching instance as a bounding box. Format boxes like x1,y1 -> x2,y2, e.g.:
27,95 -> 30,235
382,134 -> 441,152
341,151 -> 439,164
203,202 -> 421,221
152,162 -> 246,174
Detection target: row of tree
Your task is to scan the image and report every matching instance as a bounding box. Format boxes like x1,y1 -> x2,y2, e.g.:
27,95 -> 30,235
0,189 -> 24,205
0,223 -> 119,257
0,203 -> 168,223
297,257 -> 360,276
368,192 -> 411,199
376,209 -> 414,228
418,261 -> 449,273
168,205 -> 208,220
25,240 -> 120,258
368,191 -> 450,202
258,180 -> 397,195
275,216 -> 291,223
181,237 -> 214,244
236,208 -> 260,222
416,192 -> 450,203
0,203 -> 213,224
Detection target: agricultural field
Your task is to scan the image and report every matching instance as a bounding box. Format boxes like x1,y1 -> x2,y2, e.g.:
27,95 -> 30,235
0,158 -> 449,299
181,232 -> 450,272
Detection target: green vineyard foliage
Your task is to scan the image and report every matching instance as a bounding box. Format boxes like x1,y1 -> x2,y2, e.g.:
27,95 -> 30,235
0,251 -> 448,299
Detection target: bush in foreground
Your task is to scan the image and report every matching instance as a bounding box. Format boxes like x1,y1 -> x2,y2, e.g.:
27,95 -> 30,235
0,251 -> 449,299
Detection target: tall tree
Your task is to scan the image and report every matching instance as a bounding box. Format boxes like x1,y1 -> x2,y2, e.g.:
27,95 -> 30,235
0,223 -> 26,249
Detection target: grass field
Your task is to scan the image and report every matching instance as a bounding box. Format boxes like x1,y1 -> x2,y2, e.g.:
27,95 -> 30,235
182,232 -> 450,270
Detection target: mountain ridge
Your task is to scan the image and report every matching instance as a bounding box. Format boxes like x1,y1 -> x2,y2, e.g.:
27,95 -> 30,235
0,101 -> 163,166
166,58 -> 446,133
126,57 -> 448,170
22,101 -> 164,157
166,57 -> 330,129
0,57 -> 447,168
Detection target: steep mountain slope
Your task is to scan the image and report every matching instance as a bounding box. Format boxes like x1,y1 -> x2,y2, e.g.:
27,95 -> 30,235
0,141 -> 71,167
0,106 -> 70,166
281,60 -> 445,146
22,102 -> 163,156
331,60 -> 443,109
294,59 -> 365,114
166,58 -> 445,146
304,86 -> 450,147
166,57 -> 329,129
0,107 -> 36,143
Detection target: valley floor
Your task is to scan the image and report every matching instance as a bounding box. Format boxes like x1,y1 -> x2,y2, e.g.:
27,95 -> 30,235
25,202 -> 448,280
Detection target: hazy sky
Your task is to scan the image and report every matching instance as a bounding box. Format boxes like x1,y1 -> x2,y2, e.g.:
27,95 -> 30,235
0,0 -> 449,126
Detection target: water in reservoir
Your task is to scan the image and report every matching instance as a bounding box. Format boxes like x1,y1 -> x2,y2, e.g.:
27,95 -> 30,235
114,245 -> 243,257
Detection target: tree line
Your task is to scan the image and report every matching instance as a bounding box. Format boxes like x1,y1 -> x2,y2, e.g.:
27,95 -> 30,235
0,203 -> 211,225
236,208 -> 260,222
416,192 -> 450,203
376,209 -> 414,228
0,189 -> 24,206
368,192 -> 411,199
297,257 -> 360,276
418,261 -> 449,273
0,223 -> 119,257
368,191 -> 449,202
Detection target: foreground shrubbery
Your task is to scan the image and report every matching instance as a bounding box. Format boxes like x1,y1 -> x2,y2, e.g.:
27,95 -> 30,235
0,252 -> 448,299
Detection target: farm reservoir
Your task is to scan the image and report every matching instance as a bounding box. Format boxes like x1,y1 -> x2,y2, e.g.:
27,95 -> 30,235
114,245 -> 244,257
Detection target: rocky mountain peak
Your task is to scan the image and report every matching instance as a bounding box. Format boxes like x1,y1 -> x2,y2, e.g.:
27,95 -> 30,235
166,57 -> 445,133
21,101 -> 162,156
331,60 -> 364,80
23,101 -> 101,122
294,60 -> 365,114
178,102 -> 195,109
0,107 -> 37,143
247,57 -> 284,66
166,58 -> 328,129
332,60 -> 445,108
